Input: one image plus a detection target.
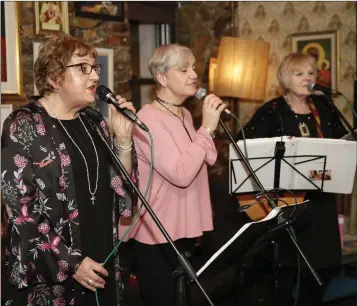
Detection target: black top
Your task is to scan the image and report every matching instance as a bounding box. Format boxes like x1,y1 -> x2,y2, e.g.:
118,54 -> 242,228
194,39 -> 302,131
239,95 -> 346,139
236,95 -> 347,270
55,116 -> 117,306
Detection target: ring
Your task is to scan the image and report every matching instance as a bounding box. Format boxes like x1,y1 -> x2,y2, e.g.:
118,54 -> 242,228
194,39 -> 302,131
86,278 -> 93,286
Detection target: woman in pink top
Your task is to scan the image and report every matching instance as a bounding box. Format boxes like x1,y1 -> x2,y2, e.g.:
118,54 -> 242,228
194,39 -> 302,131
119,44 -> 226,306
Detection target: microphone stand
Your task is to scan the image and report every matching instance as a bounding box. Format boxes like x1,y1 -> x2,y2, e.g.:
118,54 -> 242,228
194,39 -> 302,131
93,125 -> 215,306
219,118 -> 323,288
324,93 -> 357,140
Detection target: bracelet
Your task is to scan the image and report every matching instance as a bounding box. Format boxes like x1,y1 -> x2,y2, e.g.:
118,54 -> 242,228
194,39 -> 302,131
119,146 -> 133,153
203,127 -> 216,139
115,141 -> 133,151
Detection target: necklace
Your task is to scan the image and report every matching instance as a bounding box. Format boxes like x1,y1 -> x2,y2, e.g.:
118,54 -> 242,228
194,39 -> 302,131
156,98 -> 193,141
45,100 -> 99,205
156,96 -> 183,107
284,95 -> 310,137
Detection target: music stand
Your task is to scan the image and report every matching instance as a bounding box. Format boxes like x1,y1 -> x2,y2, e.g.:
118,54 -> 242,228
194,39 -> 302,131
229,136 -> 357,303
188,203 -> 308,305
230,137 -> 357,196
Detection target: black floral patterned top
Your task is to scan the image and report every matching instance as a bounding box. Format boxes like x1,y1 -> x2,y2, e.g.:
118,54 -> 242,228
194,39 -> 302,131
1,99 -> 139,306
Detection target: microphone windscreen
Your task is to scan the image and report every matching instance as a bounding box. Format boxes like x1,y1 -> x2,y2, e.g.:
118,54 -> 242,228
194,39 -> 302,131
195,87 -> 207,100
307,82 -> 315,91
96,85 -> 112,102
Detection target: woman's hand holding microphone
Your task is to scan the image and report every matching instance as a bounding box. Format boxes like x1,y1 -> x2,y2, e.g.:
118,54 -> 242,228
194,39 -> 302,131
201,94 -> 227,138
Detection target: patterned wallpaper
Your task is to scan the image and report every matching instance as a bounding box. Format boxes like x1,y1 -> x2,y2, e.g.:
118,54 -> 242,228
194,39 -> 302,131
237,1 -> 356,126
237,1 -> 357,236
176,2 -> 357,235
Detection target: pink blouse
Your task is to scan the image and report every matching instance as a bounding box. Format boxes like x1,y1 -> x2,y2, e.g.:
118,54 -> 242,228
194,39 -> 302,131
119,104 -> 217,244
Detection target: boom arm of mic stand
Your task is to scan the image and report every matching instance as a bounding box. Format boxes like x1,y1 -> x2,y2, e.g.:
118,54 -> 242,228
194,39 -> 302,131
325,94 -> 357,140
219,118 -> 323,286
94,127 -> 216,306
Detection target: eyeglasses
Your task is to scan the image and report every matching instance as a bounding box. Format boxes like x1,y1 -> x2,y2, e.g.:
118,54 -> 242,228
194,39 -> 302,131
67,63 -> 102,75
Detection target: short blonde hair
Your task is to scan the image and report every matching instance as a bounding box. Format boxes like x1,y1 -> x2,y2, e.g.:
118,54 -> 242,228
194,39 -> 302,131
277,53 -> 317,93
34,35 -> 97,96
148,43 -> 194,84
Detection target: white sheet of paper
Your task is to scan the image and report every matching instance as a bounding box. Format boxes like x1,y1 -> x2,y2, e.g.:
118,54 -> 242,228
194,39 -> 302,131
229,137 -> 357,194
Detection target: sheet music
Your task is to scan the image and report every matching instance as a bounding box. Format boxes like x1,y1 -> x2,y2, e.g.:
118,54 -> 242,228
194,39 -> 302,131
196,207 -> 282,277
230,137 -> 357,194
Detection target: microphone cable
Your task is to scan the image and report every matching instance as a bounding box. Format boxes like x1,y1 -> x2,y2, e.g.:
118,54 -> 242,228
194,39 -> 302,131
94,129 -> 155,306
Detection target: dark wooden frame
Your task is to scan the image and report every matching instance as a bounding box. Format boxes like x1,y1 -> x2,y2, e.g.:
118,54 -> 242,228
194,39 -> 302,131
74,2 -> 124,22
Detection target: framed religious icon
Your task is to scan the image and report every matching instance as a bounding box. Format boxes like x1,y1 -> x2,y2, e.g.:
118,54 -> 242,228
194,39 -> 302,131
35,1 -> 69,35
291,30 -> 339,91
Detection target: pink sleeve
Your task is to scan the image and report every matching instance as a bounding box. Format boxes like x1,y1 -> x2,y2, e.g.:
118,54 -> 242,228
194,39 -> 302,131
134,117 -> 217,188
183,108 -> 217,165
196,126 -> 217,165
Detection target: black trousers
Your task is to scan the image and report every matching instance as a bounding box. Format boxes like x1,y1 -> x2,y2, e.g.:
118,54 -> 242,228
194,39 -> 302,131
131,238 -> 196,306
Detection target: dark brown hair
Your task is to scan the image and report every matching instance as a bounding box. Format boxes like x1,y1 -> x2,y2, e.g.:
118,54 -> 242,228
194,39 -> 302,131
34,35 -> 97,96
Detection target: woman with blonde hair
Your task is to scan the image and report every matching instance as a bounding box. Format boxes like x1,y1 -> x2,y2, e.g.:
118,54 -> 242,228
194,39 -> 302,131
235,52 -> 347,305
119,43 -> 226,306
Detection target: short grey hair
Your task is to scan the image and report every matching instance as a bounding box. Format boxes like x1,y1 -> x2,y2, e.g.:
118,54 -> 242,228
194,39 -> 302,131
148,43 -> 194,84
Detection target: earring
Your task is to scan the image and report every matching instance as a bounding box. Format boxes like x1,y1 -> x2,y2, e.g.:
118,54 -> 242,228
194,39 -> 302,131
53,89 -> 58,93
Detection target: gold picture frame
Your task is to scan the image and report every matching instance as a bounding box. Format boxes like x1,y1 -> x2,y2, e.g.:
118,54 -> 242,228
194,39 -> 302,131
1,2 -> 24,104
291,30 -> 339,91
35,1 -> 69,35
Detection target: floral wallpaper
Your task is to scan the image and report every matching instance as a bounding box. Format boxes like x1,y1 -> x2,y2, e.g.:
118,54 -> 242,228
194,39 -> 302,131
237,1 -> 356,127
237,1 -> 356,236
177,2 -> 356,235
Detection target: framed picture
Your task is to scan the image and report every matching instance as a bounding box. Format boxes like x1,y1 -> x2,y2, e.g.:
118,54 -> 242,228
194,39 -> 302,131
291,30 -> 339,90
1,2 -> 23,100
35,1 -> 69,35
33,41 -> 42,96
96,47 -> 114,91
1,104 -> 13,134
74,2 -> 124,22
95,47 -> 114,117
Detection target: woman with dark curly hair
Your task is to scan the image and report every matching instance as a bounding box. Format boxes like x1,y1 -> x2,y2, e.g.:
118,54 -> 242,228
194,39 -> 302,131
1,35 -> 138,306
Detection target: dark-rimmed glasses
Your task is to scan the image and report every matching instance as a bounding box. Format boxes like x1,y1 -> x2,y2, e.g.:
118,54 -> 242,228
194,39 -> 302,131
67,63 -> 102,75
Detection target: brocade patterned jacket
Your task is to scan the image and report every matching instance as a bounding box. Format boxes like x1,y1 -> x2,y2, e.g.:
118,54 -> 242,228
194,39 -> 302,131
1,99 -> 138,305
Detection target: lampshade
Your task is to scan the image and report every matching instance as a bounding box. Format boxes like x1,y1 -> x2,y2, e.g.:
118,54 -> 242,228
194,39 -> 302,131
214,37 -> 270,101
208,57 -> 217,93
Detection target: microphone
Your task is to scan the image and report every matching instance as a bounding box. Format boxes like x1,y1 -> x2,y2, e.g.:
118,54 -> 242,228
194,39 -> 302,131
307,82 -> 341,95
195,87 -> 235,117
96,85 -> 149,132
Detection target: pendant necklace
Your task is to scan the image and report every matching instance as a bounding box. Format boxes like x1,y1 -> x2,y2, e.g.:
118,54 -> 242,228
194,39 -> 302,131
284,95 -> 311,137
156,97 -> 193,141
45,100 -> 99,205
